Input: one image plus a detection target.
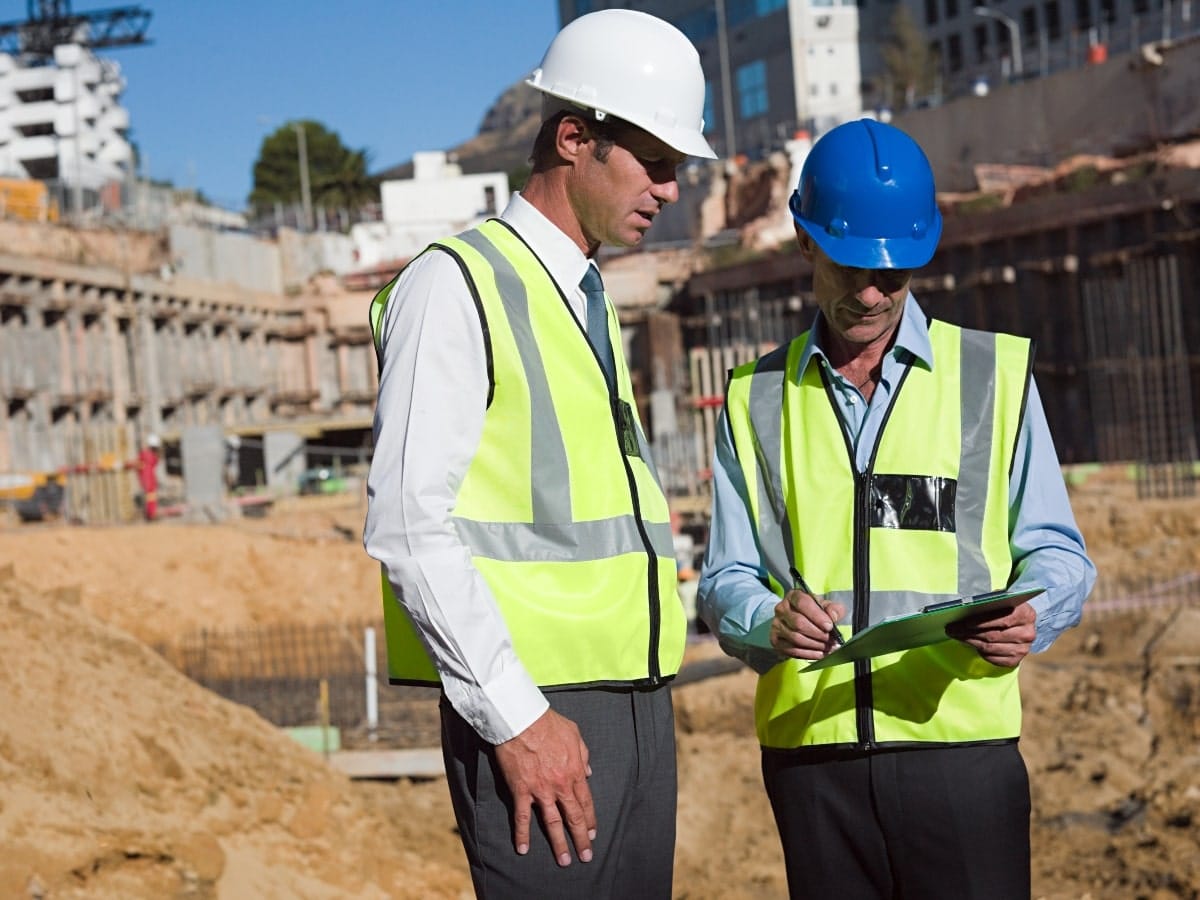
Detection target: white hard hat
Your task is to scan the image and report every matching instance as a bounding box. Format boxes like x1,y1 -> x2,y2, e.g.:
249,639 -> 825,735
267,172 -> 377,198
146,433 -> 161,448
526,9 -> 718,160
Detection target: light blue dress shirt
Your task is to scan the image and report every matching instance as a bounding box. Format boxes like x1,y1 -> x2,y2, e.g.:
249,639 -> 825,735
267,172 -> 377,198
697,297 -> 1097,674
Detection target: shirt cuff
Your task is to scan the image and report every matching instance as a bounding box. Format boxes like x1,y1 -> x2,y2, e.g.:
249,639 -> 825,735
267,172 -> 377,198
443,662 -> 549,745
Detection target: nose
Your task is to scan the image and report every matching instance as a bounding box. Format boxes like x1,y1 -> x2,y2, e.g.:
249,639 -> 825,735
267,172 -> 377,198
647,157 -> 681,205
854,281 -> 890,307
650,172 -> 679,206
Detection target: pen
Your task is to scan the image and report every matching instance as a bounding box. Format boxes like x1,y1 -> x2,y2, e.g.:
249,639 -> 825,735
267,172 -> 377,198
790,566 -> 845,648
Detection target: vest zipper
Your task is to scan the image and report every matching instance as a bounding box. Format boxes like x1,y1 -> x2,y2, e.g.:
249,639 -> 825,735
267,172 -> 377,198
852,471 -> 875,750
573,283 -> 663,683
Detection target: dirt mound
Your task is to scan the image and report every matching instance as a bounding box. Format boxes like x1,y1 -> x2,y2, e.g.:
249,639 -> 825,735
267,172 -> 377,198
1,469 -> 1197,898
0,564 -> 469,899
0,498 -> 377,650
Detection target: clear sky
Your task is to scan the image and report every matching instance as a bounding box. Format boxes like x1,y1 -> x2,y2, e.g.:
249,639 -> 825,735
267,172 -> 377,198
37,1 -> 562,211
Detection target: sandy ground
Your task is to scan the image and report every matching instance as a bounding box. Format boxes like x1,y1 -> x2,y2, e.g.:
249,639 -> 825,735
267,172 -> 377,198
1,468 -> 1197,899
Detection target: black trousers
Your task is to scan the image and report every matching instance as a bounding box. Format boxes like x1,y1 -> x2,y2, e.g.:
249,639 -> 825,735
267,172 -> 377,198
762,743 -> 1031,900
441,685 -> 677,900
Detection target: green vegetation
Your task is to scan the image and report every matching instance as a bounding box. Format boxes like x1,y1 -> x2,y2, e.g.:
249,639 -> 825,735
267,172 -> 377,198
250,120 -> 378,212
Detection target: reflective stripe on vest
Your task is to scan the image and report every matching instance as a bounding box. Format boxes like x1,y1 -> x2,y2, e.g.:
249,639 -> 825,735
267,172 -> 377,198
371,220 -> 684,688
726,319 -> 1032,749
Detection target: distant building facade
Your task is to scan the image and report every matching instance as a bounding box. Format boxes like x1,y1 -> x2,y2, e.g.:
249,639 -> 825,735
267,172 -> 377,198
557,0 -> 864,160
559,0 -> 1198,154
349,150 -> 508,276
0,43 -> 133,207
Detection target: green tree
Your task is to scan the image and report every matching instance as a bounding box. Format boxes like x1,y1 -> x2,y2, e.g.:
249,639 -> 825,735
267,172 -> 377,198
249,120 -> 378,213
881,6 -> 937,110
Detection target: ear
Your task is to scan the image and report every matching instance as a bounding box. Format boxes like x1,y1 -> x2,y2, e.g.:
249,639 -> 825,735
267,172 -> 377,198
555,114 -> 590,163
794,225 -> 815,261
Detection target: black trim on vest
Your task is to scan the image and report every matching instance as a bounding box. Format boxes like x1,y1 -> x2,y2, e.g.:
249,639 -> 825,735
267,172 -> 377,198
759,736 -> 1020,760
430,241 -> 496,409
870,474 -> 957,531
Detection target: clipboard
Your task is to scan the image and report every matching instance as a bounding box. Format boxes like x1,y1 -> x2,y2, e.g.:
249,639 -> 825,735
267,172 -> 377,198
802,586 -> 1045,671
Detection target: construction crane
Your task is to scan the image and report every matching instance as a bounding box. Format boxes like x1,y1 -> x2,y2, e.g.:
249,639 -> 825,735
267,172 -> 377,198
0,0 -> 151,61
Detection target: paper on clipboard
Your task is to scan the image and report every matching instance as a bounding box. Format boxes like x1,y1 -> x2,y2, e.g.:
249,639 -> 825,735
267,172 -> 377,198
802,586 -> 1045,671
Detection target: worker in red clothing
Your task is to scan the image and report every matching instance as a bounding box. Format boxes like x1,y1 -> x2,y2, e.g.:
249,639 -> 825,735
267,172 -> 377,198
136,433 -> 161,521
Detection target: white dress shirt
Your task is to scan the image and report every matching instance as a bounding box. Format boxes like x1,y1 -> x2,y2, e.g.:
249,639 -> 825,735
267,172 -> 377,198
364,194 -> 602,745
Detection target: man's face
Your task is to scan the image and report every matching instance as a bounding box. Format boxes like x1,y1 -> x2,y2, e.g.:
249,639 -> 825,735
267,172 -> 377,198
571,122 -> 685,250
798,229 -> 912,352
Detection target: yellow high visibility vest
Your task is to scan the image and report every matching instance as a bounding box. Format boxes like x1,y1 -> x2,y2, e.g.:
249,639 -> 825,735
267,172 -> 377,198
725,319 -> 1032,749
370,219 -> 685,689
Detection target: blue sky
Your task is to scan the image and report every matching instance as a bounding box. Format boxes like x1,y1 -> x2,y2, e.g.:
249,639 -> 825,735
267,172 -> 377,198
39,2 -> 562,210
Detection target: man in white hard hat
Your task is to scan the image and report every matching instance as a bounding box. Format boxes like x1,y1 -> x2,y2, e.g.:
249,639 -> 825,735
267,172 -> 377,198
364,10 -> 716,898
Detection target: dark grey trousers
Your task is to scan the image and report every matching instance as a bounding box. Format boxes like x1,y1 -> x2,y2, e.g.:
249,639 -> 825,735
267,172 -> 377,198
441,685 -> 677,900
763,742 -> 1032,900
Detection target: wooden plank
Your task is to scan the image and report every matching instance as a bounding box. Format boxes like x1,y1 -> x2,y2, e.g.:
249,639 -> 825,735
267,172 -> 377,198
328,748 -> 445,780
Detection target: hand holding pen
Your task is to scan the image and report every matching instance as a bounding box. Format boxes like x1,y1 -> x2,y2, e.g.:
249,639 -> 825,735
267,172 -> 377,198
790,566 -> 846,649
769,565 -> 848,659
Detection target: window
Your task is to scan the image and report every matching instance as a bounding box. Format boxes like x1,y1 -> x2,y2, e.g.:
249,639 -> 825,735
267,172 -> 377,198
483,185 -> 496,216
945,0 -> 960,18
703,82 -> 715,134
736,60 -> 768,118
678,6 -> 717,42
728,0 -> 790,24
727,0 -> 755,26
947,33 -> 963,71
573,0 -> 594,16
1099,0 -> 1115,22
1044,0 -> 1062,38
1021,5 -> 1037,36
974,23 -> 989,60
925,0 -> 939,24
1075,0 -> 1093,30
994,21 -> 1010,53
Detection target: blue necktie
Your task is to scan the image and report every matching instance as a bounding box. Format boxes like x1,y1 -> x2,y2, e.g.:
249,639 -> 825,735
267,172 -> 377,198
581,264 -> 615,389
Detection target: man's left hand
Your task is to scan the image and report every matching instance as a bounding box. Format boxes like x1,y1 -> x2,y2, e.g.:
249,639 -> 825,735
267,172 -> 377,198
947,601 -> 1037,667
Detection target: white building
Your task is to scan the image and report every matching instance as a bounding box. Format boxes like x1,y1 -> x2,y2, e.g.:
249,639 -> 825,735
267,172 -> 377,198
350,151 -> 509,273
556,0 -> 863,161
0,42 -> 133,198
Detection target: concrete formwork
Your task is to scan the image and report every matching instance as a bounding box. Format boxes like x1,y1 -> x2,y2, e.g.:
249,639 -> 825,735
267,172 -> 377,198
0,250 -> 378,486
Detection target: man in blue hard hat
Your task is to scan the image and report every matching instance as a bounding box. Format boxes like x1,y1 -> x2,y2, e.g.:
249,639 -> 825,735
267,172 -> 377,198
698,119 -> 1095,899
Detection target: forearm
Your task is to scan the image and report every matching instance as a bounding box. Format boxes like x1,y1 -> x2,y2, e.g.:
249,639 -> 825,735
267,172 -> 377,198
697,412 -> 784,674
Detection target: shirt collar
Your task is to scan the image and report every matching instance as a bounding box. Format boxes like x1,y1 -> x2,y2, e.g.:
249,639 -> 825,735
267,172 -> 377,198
796,293 -> 935,380
499,193 -> 592,295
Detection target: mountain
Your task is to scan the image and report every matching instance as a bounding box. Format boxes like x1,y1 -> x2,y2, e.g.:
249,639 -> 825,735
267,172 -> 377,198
375,80 -> 543,183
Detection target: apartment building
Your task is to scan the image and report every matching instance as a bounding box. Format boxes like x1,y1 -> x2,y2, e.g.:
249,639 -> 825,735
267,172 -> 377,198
559,0 -> 1197,155
0,42 -> 133,206
557,0 -> 863,160
923,0 -> 1193,97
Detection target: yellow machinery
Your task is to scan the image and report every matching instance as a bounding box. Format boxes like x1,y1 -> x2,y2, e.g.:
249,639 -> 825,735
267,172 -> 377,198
0,471 -> 66,521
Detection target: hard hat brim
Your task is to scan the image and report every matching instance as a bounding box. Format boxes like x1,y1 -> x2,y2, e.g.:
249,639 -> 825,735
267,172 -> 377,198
791,192 -> 942,270
528,84 -> 717,160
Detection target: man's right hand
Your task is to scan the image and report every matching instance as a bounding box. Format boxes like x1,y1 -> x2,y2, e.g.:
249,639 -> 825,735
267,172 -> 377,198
770,587 -> 846,659
494,708 -> 596,867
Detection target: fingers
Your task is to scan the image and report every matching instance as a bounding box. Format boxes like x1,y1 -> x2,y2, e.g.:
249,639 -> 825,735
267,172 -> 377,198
537,782 -> 594,866
771,589 -> 845,659
948,601 -> 1037,667
494,710 -> 596,866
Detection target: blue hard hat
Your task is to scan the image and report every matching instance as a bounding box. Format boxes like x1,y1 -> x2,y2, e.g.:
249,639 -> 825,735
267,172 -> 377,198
790,119 -> 942,269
